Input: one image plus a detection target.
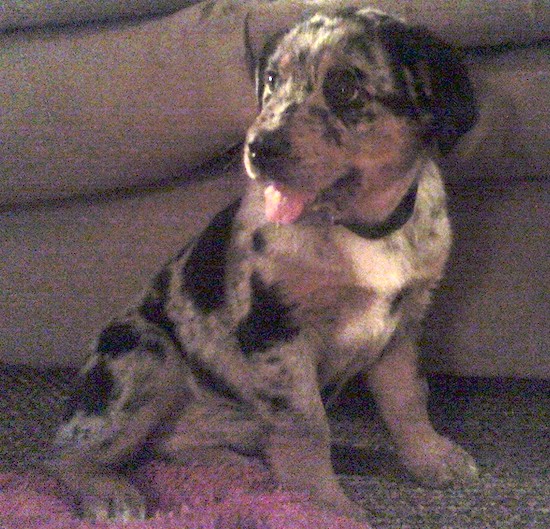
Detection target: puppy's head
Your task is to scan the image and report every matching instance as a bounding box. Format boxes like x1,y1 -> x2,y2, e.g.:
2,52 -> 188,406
244,9 -> 477,227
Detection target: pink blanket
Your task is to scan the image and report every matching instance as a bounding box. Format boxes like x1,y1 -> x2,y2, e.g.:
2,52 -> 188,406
0,460 -> 372,528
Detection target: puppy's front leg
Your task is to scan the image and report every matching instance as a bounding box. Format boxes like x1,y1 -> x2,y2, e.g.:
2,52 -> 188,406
365,335 -> 479,487
260,351 -> 365,521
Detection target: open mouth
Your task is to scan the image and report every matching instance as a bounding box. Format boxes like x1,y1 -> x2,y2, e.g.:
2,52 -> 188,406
263,171 -> 360,225
263,183 -> 316,224
262,170 -> 419,239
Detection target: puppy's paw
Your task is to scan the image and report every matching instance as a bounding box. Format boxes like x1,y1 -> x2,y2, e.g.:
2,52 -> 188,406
399,435 -> 479,488
77,479 -> 147,522
311,482 -> 369,522
316,495 -> 369,522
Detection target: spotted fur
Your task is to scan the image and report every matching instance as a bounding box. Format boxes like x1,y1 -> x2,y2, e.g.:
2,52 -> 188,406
46,9 -> 478,523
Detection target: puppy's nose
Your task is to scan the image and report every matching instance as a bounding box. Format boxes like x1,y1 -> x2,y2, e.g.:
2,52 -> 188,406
247,130 -> 291,171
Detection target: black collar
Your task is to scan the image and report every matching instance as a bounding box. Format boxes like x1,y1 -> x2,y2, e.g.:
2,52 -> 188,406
340,181 -> 419,240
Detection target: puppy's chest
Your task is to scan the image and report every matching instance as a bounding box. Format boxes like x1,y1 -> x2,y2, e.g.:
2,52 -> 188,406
236,225 -> 412,357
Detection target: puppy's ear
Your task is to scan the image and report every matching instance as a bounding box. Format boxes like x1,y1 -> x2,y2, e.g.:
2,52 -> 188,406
381,22 -> 478,154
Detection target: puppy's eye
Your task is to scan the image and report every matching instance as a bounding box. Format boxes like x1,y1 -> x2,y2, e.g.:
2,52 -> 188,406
265,70 -> 279,91
323,68 -> 364,111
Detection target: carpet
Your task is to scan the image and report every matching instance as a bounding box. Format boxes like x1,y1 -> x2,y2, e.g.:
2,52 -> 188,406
0,364 -> 548,528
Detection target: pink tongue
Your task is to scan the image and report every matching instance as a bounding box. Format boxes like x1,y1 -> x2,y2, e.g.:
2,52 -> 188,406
264,184 -> 315,224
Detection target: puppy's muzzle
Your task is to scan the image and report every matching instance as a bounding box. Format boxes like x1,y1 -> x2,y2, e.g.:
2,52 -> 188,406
246,129 -> 291,178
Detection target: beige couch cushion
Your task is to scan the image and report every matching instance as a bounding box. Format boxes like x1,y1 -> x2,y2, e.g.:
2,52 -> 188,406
0,163 -> 243,367
0,3 -> 258,206
2,0 -> 548,44
424,178 -> 550,379
2,0 -> 548,206
445,45 -> 549,183
0,0 -> 187,31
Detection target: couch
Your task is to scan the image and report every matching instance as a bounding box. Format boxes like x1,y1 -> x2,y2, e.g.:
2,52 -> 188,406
1,0 -> 548,378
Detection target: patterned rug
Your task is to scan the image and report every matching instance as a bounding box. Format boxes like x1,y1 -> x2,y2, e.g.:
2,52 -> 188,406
0,364 -> 548,528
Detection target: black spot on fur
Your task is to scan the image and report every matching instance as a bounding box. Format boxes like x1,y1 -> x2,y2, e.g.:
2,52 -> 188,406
305,16 -> 328,31
390,287 -> 413,315
152,266 -> 171,292
258,391 -> 291,413
140,267 -> 176,335
252,230 -> 267,253
344,33 -> 376,64
97,323 -> 140,357
309,105 -> 342,146
321,382 -> 339,405
142,335 -> 169,360
122,392 -> 154,413
264,355 -> 282,364
63,362 -> 117,419
140,267 -> 188,359
236,272 -> 300,357
318,168 -> 361,204
187,357 -> 242,402
199,0 -> 216,21
182,200 -> 241,314
297,48 -> 309,67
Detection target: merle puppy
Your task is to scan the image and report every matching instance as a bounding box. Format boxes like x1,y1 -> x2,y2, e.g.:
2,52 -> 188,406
47,8 -> 479,522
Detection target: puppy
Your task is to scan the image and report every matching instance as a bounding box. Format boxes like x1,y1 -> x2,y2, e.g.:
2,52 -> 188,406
46,8 -> 479,522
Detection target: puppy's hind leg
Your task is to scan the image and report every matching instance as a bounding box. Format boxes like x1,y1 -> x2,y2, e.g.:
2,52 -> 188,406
44,319 -> 190,521
45,455 -> 148,522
